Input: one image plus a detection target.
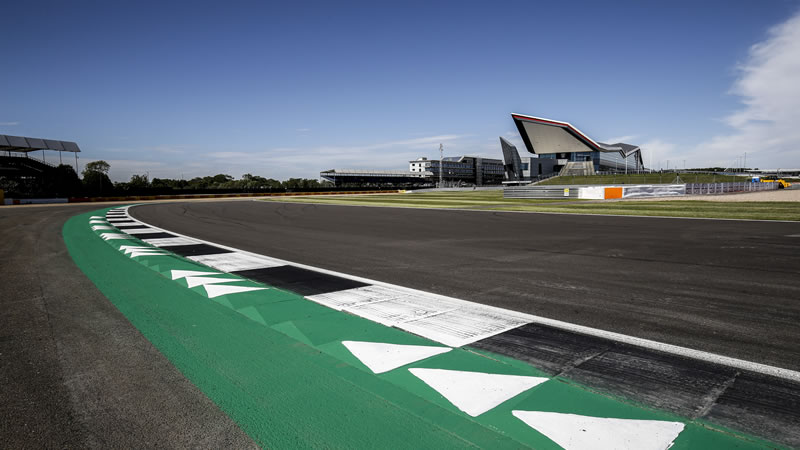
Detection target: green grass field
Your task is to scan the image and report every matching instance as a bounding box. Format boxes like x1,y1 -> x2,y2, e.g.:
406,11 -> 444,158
260,190 -> 800,221
537,172 -> 747,185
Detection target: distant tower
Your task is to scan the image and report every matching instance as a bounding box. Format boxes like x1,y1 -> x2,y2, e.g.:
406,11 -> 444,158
439,143 -> 444,187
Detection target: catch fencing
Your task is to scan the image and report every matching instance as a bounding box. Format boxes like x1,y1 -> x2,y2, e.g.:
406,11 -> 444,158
504,186 -> 581,199
685,182 -> 779,195
504,181 -> 782,199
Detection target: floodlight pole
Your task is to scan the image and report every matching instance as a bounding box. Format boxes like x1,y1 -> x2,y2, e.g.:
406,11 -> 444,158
439,143 -> 443,188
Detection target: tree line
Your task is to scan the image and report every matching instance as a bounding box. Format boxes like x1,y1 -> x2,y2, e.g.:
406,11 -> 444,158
89,160 -> 332,194
1,159 -> 332,198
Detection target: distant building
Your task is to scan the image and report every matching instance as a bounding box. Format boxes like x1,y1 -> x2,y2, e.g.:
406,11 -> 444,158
409,156 -> 504,186
500,137 -> 556,182
509,113 -> 643,175
320,155 -> 505,187
319,169 -> 428,187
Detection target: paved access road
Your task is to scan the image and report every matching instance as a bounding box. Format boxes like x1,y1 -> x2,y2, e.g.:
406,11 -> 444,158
0,204 -> 255,448
133,200 -> 800,371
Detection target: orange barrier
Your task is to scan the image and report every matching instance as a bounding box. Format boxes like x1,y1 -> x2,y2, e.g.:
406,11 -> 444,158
67,190 -> 400,203
604,187 -> 623,199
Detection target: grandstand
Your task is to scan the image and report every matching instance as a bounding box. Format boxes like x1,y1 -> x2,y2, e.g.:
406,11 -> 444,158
1,134 -> 81,175
0,134 -> 82,198
320,169 -> 429,187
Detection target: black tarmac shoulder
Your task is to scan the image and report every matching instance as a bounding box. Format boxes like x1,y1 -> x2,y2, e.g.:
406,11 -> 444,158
0,205 -> 256,449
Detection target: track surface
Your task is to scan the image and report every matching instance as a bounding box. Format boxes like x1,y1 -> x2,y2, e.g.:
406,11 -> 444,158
133,200 -> 800,372
0,204 -> 255,448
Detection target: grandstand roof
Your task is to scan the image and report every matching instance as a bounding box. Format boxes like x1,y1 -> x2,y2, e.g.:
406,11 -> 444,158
0,134 -> 80,153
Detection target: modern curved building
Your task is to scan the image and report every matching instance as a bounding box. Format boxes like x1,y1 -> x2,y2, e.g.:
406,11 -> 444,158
508,113 -> 643,177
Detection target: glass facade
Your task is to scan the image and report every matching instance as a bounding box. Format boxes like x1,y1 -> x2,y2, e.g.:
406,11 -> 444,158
597,151 -> 642,171
520,150 -> 640,172
410,156 -> 504,185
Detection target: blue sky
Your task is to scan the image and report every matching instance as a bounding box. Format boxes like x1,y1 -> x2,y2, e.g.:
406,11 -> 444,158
2,1 -> 799,180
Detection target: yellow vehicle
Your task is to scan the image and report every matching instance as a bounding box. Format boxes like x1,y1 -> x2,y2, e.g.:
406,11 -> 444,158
760,177 -> 792,189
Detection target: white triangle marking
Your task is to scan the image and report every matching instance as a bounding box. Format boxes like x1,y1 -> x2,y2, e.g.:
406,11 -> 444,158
203,284 -> 267,298
409,368 -> 547,417
184,276 -> 241,288
121,246 -> 154,254
101,233 -> 130,240
90,216 -> 104,219
342,341 -> 451,374
123,227 -> 159,234
129,251 -> 169,258
512,411 -> 685,450
170,270 -> 221,280
92,225 -> 115,230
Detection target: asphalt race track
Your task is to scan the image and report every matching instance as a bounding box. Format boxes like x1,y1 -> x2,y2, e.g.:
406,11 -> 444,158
132,200 -> 800,372
4,200 -> 799,447
0,204 -> 256,448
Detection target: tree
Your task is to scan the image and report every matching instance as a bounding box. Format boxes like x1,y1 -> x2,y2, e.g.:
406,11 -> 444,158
210,174 -> 234,186
151,177 -> 188,189
301,179 -> 321,189
282,178 -> 322,189
81,160 -> 113,195
82,160 -> 110,178
128,173 -> 150,188
48,164 -> 82,195
282,178 -> 303,189
241,173 -> 270,189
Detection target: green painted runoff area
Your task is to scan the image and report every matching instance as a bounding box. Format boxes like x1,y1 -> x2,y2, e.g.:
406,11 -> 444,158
260,190 -> 800,221
65,208 -> 779,448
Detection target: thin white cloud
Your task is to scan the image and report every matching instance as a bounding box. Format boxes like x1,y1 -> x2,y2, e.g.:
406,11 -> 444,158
639,139 -> 678,170
85,131 -> 499,180
0,121 -> 20,126
101,144 -> 188,156
603,135 -> 639,144
689,11 -> 800,169
207,151 -> 251,159
101,159 -> 167,182
148,145 -> 188,155
156,134 -> 478,179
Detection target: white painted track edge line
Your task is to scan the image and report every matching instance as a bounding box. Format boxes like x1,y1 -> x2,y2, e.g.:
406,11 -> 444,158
249,198 -> 800,223
126,205 -> 800,382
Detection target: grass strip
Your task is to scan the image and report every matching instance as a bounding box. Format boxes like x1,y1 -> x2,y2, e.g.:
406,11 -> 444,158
261,191 -> 800,221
